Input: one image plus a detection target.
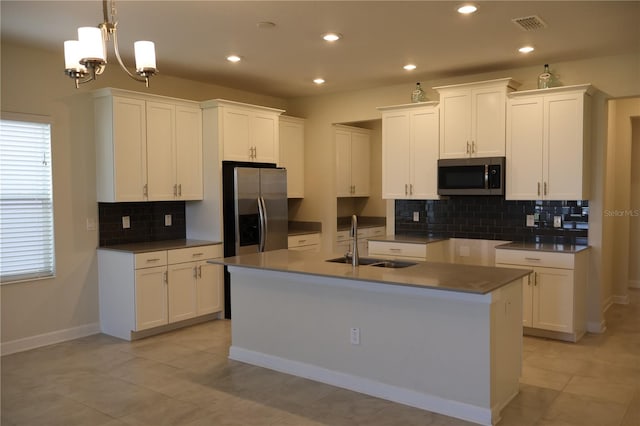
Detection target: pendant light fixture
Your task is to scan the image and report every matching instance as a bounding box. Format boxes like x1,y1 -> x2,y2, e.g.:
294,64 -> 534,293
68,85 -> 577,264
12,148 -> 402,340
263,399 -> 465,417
63,0 -> 157,88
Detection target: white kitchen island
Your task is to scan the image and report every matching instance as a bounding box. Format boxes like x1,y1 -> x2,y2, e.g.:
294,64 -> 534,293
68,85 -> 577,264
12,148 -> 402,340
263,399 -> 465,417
213,250 -> 530,425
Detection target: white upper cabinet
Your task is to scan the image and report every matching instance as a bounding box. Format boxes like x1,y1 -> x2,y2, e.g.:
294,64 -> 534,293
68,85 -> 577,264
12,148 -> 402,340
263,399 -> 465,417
94,88 -> 203,202
506,85 -> 593,200
379,102 -> 439,199
203,100 -> 284,164
279,116 -> 305,198
434,78 -> 519,159
335,125 -> 370,197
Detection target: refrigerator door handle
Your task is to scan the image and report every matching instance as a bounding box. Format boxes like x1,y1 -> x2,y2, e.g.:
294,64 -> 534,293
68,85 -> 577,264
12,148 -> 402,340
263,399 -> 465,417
257,196 -> 266,252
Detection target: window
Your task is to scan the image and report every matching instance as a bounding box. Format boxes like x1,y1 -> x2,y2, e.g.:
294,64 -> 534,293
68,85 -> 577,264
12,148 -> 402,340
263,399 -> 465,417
0,115 -> 55,283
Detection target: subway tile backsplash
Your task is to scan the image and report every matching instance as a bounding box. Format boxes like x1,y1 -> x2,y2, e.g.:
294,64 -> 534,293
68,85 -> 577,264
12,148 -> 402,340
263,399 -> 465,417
395,197 -> 588,245
98,201 -> 186,246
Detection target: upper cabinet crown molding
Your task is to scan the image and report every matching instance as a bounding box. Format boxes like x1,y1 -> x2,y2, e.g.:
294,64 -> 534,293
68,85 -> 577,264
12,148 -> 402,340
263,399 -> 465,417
507,84 -> 595,98
200,98 -> 285,115
435,78 -> 520,159
377,101 -> 440,112
92,87 -> 200,108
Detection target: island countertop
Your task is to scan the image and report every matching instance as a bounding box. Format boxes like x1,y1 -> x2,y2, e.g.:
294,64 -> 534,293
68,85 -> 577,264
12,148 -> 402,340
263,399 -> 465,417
212,249 -> 531,295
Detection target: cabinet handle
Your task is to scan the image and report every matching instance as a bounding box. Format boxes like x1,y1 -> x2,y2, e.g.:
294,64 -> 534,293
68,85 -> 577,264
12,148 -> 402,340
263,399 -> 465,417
192,252 -> 204,257
471,141 -> 476,154
537,182 -> 541,196
525,257 -> 541,261
405,184 -> 408,196
173,184 -> 178,196
193,266 -> 198,278
143,184 -> 148,197
163,271 -> 168,283
389,248 -> 402,252
466,141 -> 470,154
534,272 -> 538,286
198,265 -> 202,278
298,239 -> 306,244
544,182 -> 548,196
410,184 -> 413,195
146,258 -> 161,263
178,184 -> 182,197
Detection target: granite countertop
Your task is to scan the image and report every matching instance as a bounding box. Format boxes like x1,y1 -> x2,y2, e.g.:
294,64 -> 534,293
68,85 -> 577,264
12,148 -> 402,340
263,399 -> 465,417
336,216 -> 386,231
288,221 -> 322,236
213,249 -> 531,295
495,241 -> 590,254
98,239 -> 221,254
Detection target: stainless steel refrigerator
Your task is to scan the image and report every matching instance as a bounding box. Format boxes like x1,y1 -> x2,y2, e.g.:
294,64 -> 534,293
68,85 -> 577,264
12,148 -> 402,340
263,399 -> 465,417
222,161 -> 288,317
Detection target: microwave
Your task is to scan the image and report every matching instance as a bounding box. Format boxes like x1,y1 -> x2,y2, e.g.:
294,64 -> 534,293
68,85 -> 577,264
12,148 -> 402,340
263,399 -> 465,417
437,157 -> 505,196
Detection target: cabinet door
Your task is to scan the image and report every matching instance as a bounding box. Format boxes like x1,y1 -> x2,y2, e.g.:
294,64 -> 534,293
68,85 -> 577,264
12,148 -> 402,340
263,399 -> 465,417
533,267 -> 574,333
382,111 -> 411,199
135,266 -> 168,331
196,261 -> 223,315
544,93 -> 586,200
350,131 -> 370,196
472,87 -> 507,157
411,107 -> 439,199
522,274 -> 534,328
167,262 -> 198,323
222,107 -> 251,161
112,97 -> 147,201
279,118 -> 305,198
175,105 -> 203,200
439,92 -> 471,159
146,101 -> 176,201
335,129 -> 353,196
252,113 -> 279,163
506,97 -> 544,200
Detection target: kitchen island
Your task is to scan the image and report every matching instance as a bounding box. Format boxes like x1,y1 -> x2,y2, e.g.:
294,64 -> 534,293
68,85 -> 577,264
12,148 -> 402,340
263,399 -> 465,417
212,250 -> 530,425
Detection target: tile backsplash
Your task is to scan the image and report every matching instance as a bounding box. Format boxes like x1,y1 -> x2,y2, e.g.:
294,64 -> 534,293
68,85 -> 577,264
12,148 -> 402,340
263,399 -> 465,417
395,197 -> 588,245
98,201 -> 186,246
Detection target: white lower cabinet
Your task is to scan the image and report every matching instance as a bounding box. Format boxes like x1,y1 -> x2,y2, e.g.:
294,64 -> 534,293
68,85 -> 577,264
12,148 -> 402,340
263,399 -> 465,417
495,248 -> 588,342
288,233 -> 321,252
336,226 -> 385,257
368,239 -> 447,262
98,244 -> 223,340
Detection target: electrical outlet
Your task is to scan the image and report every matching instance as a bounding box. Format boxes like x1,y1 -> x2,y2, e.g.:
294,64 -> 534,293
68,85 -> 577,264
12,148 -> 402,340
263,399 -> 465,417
350,327 -> 360,345
122,216 -> 130,229
86,217 -> 96,231
554,216 -> 562,228
164,214 -> 172,226
526,214 -> 535,227
412,211 -> 419,222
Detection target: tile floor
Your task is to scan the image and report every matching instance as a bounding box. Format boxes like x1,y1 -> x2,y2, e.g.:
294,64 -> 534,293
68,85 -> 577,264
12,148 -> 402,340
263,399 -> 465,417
2,289 -> 639,426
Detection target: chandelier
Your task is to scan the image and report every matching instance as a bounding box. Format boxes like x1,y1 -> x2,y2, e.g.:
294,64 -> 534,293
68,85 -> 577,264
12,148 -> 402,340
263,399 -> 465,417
63,0 -> 157,88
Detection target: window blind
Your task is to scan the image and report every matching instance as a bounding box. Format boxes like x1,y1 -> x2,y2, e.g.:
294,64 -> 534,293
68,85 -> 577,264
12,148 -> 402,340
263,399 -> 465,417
0,118 -> 55,283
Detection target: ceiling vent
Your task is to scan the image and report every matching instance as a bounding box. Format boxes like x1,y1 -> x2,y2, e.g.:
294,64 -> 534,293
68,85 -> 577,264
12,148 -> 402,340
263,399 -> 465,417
511,15 -> 547,31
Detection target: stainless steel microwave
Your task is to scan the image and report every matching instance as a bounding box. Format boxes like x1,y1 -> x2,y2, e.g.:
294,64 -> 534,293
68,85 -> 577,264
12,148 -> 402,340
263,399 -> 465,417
437,157 -> 505,196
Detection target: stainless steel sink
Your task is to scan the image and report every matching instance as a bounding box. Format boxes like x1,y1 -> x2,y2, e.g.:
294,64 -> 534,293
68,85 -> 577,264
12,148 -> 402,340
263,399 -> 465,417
325,257 -> 417,269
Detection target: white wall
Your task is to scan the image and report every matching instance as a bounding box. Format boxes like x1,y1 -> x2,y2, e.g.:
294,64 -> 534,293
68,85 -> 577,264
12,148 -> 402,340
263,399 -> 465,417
0,41 -> 287,347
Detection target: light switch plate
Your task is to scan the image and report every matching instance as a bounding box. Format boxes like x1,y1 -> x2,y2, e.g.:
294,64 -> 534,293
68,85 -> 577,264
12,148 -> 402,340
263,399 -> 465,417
165,214 -> 172,226
526,215 -> 535,227
554,216 -> 562,228
86,218 -> 96,231
413,211 -> 419,222
122,216 -> 130,229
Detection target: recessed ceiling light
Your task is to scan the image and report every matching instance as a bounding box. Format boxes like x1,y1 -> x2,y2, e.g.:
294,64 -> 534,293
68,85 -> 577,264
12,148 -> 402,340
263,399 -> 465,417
404,64 -> 417,71
322,33 -> 341,42
313,78 -> 325,85
519,46 -> 535,53
457,4 -> 478,14
226,55 -> 242,63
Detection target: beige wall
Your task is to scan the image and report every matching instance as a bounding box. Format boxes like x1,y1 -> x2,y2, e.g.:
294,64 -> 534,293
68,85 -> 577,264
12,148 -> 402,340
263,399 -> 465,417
2,37 -> 639,346
631,118 -> 640,287
0,42 -> 287,346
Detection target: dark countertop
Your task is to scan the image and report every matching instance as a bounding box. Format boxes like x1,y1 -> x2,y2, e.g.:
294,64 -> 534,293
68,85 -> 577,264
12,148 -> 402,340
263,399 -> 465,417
495,241 -> 590,254
98,239 -> 221,254
368,235 -> 447,245
337,216 -> 386,231
288,221 -> 322,236
212,249 -> 531,295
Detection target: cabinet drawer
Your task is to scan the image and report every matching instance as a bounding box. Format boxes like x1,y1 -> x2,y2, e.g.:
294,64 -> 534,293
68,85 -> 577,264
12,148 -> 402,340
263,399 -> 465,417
288,233 -> 321,248
336,230 -> 350,242
495,249 -> 574,269
368,241 -> 427,259
168,245 -> 219,264
135,251 -> 168,269
367,227 -> 386,238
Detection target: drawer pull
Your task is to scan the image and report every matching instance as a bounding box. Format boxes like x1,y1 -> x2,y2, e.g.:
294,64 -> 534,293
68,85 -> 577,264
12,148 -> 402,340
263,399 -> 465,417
298,239 -> 306,244
389,248 -> 402,252
192,252 -> 204,257
146,258 -> 161,262
524,257 -> 541,261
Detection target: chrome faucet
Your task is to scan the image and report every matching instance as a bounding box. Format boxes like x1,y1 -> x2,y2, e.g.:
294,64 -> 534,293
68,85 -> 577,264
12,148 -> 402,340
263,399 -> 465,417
349,214 -> 359,266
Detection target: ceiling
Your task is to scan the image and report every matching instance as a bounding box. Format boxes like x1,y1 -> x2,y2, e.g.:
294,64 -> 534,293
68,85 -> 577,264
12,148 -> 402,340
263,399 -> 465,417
2,1 -> 639,98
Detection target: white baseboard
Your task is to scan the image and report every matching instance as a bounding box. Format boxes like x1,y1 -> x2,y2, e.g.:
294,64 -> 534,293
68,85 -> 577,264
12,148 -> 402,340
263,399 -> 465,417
629,280 -> 640,289
229,346 -> 495,426
1,322 -> 100,356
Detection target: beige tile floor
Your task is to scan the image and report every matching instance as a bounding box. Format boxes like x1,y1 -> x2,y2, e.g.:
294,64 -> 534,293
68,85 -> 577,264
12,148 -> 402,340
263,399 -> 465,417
2,289 -> 639,426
